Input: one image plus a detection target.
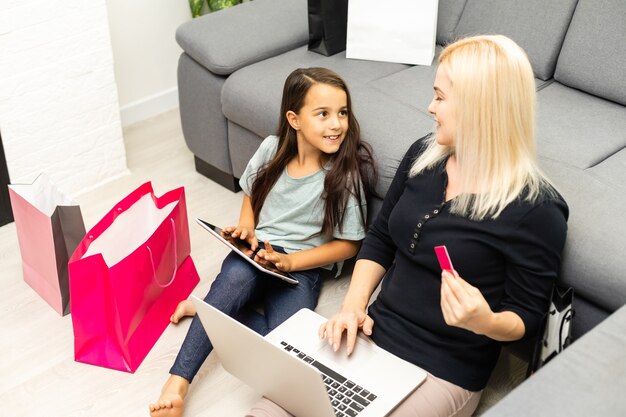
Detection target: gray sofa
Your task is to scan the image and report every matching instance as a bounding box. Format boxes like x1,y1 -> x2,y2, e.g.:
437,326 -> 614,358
175,0 -> 626,413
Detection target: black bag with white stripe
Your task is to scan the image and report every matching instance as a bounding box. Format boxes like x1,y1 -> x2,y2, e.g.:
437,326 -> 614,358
527,286 -> 574,375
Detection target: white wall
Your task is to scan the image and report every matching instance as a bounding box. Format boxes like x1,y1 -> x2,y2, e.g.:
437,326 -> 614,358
105,0 -> 192,127
0,0 -> 128,196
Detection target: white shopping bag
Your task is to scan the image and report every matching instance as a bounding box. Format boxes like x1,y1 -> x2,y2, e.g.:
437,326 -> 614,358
346,0 -> 439,66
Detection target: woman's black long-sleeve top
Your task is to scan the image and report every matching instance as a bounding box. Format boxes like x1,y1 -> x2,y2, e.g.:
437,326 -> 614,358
358,137 -> 568,391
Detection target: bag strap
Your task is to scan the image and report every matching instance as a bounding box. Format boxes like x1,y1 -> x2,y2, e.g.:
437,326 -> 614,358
146,218 -> 178,288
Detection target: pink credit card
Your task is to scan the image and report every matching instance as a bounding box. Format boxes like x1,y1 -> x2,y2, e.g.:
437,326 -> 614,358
434,245 -> 454,272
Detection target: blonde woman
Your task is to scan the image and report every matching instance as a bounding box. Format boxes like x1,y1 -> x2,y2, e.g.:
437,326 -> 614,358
249,35 -> 569,417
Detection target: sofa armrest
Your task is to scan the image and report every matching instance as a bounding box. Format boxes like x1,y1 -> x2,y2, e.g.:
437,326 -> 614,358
481,304 -> 626,416
176,0 -> 308,76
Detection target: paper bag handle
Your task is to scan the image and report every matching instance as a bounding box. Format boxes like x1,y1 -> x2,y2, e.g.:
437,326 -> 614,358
147,218 -> 178,288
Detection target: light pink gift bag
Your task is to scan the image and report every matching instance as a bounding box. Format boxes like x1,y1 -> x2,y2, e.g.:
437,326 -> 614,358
9,174 -> 86,316
68,182 -> 200,373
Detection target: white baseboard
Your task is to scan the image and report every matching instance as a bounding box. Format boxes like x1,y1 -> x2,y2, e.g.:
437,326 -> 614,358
119,87 -> 179,127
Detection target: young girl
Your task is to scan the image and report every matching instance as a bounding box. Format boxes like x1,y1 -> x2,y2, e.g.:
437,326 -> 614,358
149,67 -> 376,417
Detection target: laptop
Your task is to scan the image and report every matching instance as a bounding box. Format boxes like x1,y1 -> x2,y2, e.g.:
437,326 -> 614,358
195,218 -> 298,284
191,295 -> 427,417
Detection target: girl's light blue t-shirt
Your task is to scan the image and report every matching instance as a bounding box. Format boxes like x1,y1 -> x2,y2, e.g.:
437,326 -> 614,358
239,136 -> 367,270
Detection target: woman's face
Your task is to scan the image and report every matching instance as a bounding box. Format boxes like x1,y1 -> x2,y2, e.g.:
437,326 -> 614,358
428,65 -> 456,147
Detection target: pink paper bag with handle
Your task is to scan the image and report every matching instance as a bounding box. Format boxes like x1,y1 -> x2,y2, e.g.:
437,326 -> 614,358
9,174 -> 86,316
68,182 -> 200,373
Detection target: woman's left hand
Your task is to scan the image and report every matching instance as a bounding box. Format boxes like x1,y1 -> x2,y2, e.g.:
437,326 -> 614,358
255,241 -> 294,272
440,270 -> 494,335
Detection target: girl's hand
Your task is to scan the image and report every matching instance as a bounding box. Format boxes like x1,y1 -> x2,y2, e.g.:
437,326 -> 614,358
223,225 -> 258,255
440,270 -> 494,335
255,241 -> 293,272
318,308 -> 374,356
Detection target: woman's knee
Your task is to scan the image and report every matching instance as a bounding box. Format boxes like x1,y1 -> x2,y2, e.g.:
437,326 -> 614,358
389,374 -> 481,417
247,397 -> 293,417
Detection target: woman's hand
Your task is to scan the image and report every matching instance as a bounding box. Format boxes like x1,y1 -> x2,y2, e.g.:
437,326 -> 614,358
440,270 -> 494,335
255,241 -> 293,272
318,307 -> 374,356
223,225 -> 258,255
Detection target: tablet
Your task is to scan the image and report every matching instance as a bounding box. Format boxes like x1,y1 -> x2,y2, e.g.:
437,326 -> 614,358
196,218 -> 299,285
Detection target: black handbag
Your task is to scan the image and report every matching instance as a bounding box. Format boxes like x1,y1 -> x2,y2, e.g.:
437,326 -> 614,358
307,0 -> 349,56
527,285 -> 574,375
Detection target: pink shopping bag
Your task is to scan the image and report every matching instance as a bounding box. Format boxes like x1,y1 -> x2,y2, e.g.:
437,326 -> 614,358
68,182 -> 200,373
9,174 -> 86,316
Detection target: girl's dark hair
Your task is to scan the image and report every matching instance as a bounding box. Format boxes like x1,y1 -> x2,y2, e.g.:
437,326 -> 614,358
250,67 -> 377,236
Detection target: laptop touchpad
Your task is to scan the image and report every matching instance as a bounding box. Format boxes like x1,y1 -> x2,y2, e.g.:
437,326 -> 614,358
318,336 -> 375,368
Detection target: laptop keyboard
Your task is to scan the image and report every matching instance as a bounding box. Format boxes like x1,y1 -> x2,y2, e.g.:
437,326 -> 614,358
280,341 -> 377,417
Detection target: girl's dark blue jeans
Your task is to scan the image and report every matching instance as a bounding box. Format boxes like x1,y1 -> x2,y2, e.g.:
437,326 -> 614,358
170,245 -> 323,382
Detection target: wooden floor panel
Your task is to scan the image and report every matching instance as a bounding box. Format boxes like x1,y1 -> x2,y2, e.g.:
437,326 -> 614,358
0,109 -> 268,416
0,109 -> 520,416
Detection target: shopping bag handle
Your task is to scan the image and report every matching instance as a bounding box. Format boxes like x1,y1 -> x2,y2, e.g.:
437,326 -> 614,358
146,218 -> 178,288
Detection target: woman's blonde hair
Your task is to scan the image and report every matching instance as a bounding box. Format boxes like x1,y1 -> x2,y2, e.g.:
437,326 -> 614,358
410,35 -> 556,220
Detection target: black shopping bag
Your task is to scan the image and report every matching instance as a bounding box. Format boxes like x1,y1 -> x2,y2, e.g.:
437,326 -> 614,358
308,0 -> 349,56
527,285 -> 574,375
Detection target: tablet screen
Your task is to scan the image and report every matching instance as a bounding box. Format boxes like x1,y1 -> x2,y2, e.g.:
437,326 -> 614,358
196,219 -> 298,284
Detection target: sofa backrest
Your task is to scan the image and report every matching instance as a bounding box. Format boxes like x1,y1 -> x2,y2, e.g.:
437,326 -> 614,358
453,0 -> 578,80
436,0 -> 467,46
554,0 -> 626,106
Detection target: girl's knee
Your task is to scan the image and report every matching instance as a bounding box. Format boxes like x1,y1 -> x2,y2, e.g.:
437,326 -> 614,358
204,264 -> 260,309
215,257 -> 258,287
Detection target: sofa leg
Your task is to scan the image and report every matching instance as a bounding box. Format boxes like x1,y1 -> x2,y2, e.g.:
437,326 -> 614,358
194,156 -> 241,193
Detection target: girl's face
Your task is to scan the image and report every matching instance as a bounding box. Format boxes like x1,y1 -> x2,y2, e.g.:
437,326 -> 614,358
287,83 -> 349,156
428,65 -> 456,147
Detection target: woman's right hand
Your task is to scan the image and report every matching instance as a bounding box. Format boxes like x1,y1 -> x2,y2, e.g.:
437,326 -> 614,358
223,225 -> 258,255
318,308 -> 374,356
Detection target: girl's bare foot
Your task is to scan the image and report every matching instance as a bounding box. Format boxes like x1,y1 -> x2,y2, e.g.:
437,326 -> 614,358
170,299 -> 196,324
149,375 -> 189,417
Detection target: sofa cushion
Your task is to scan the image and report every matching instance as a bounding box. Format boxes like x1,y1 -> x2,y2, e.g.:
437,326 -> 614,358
436,0 -> 467,46
349,86 -> 435,199
454,0 -> 578,80
554,0 -> 626,106
535,84 -> 626,312
539,158 -> 626,313
587,149 -> 626,192
302,50 -> 411,85
369,48 -> 551,116
222,48 -> 309,140
536,82 -> 626,170
222,46 -> 409,139
368,48 -> 441,117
